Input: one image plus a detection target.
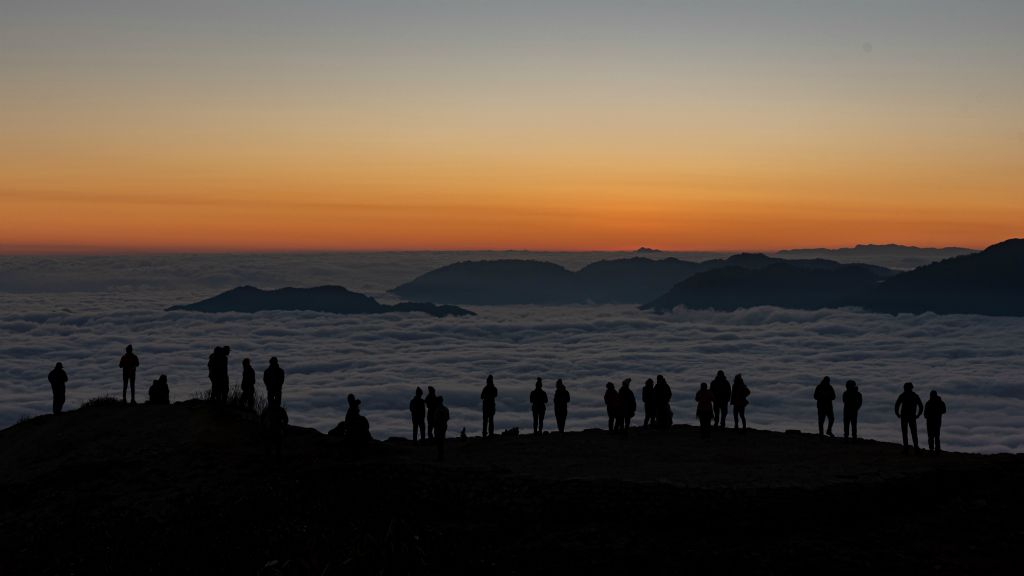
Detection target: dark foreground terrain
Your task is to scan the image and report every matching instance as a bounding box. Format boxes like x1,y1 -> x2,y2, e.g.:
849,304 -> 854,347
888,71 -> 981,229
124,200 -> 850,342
1,401 -> 1021,575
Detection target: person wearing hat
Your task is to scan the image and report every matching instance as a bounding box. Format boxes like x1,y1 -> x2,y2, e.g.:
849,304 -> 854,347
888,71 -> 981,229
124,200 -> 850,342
894,382 -> 924,453
48,362 -> 68,414
263,357 -> 285,408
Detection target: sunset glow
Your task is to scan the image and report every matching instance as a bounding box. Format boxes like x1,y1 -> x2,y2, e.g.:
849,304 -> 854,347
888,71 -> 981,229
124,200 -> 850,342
3,1 -> 1022,253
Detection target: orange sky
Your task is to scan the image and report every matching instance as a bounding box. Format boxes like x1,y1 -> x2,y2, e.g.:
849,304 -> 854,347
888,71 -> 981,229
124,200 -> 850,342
2,2 -> 1022,253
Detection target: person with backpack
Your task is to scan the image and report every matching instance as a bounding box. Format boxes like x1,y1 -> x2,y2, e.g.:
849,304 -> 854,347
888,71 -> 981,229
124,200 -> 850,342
924,390 -> 947,453
842,380 -> 863,440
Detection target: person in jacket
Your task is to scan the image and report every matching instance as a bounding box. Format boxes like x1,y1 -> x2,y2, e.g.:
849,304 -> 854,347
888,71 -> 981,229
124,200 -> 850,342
814,376 -> 836,437
410,387 -> 426,442
240,357 -> 256,410
617,379 -> 636,434
604,382 -> 619,432
435,396 -> 450,462
924,390 -> 947,453
842,380 -> 863,440
119,345 -> 139,404
696,382 -> 715,437
710,370 -> 731,428
481,375 -> 498,438
642,378 -> 655,428
654,375 -> 672,428
553,379 -> 570,433
731,374 -> 750,430
895,382 -> 924,453
425,386 -> 439,440
48,362 -> 68,415
263,357 -> 285,409
530,378 -> 548,434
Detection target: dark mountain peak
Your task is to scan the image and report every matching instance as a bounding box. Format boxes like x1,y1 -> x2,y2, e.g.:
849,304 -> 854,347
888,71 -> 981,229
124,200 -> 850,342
167,286 -> 474,318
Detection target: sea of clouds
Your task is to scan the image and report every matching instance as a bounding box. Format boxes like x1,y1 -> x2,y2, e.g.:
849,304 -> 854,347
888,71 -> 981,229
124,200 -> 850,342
1,252 -> 1022,454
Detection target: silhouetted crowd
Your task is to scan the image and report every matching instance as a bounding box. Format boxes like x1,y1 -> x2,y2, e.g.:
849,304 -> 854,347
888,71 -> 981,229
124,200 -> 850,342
44,346 -> 953,456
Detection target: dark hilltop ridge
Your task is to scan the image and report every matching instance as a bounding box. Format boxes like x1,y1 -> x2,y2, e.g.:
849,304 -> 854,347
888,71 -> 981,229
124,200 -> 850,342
1,401 -> 1021,575
777,243 -> 976,270
389,254 -> 892,305
645,238 -> 1024,317
167,285 -> 475,318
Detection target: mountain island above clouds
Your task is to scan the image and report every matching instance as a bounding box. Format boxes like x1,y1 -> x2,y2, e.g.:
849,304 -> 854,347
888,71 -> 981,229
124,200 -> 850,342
168,285 -> 475,318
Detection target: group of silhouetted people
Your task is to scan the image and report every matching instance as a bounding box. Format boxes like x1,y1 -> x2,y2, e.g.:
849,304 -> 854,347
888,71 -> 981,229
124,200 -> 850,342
43,353 -> 952,455
408,385 -> 451,460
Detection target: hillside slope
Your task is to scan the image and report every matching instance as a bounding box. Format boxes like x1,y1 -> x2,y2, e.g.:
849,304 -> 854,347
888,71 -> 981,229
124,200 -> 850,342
1,401 -> 1021,575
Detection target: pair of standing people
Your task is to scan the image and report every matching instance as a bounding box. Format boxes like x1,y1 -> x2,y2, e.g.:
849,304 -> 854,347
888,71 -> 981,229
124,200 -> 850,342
817,377 -> 864,439
641,375 -> 673,428
526,378 -> 571,434
409,386 -> 444,441
604,379 -> 637,434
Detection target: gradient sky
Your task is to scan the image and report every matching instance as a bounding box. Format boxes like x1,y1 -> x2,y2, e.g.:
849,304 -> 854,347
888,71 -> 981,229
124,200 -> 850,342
2,1 -> 1022,252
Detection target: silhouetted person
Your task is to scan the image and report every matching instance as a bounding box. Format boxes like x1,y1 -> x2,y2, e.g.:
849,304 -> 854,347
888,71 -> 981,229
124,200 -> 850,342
554,379 -> 569,433
814,376 -> 836,437
842,380 -> 862,439
240,358 -> 256,410
924,390 -> 947,453
617,379 -> 636,434
530,378 -> 548,434
731,374 -> 750,430
263,357 -> 284,409
119,345 -> 139,404
654,375 -> 672,428
425,386 -> 439,440
345,393 -> 370,446
148,374 -> 169,405
642,378 -> 655,427
696,382 -> 714,437
604,382 -> 619,432
435,395 -> 450,462
710,370 -> 731,428
895,382 -> 924,453
48,362 -> 68,415
481,375 -> 497,438
410,387 -> 426,442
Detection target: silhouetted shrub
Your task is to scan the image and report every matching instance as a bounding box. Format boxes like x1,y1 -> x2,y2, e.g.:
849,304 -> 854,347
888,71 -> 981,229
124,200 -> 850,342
79,396 -> 122,409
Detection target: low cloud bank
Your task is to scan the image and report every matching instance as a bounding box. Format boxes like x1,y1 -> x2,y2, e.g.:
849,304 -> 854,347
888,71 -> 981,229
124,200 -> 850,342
2,287 -> 1023,453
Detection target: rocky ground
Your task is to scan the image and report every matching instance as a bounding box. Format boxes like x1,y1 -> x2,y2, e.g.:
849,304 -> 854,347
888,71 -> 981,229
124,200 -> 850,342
1,400 -> 1021,575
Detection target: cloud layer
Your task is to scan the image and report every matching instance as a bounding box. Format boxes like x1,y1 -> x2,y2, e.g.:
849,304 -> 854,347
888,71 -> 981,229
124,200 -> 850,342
1,254 -> 1022,454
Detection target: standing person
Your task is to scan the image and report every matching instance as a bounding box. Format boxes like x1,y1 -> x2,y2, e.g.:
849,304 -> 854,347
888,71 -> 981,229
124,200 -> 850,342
842,380 -> 863,440
618,379 -> 636,434
654,375 -> 672,428
48,362 -> 68,415
435,395 -> 450,462
814,376 -> 836,438
553,379 -> 570,433
263,357 -> 285,409
603,382 -> 619,432
731,374 -> 750,430
895,382 -> 924,453
642,378 -> 655,427
530,378 -> 548,434
710,370 -> 731,428
119,345 -> 139,404
410,387 -> 426,442
696,382 -> 715,437
208,347 -> 221,401
425,386 -> 439,440
924,390 -> 947,453
345,394 -> 370,446
216,346 -> 231,403
240,358 -> 256,410
481,375 -> 497,438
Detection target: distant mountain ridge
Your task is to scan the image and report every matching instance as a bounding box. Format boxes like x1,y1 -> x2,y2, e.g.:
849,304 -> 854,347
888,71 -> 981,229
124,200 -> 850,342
776,244 -> 976,270
168,285 -> 475,317
390,254 -> 894,305
646,238 -> 1024,317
